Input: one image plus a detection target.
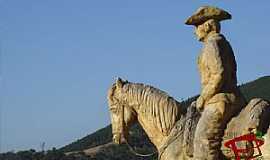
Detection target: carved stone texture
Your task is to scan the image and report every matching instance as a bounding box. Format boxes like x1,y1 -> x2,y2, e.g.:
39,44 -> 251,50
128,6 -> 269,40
185,6 -> 231,26
222,98 -> 270,159
108,79 -> 270,160
185,6 -> 247,160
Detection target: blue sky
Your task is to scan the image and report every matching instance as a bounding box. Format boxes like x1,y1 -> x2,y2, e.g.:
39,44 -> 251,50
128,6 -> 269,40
1,0 -> 270,152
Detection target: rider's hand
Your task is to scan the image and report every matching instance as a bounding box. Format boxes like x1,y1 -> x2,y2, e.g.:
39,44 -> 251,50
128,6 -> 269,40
196,96 -> 205,112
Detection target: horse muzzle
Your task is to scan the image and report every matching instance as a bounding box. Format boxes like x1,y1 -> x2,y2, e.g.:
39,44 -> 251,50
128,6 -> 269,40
113,133 -> 126,144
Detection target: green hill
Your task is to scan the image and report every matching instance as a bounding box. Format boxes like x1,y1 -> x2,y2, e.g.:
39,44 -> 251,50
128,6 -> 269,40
240,76 -> 270,101
60,123 -> 156,160
60,125 -> 113,153
58,76 -> 270,159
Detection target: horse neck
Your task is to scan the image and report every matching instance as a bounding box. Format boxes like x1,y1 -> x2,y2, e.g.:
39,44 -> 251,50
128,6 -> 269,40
124,86 -> 170,148
137,113 -> 169,149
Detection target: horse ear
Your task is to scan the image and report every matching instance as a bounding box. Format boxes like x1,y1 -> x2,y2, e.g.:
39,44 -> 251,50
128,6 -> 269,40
116,77 -> 123,88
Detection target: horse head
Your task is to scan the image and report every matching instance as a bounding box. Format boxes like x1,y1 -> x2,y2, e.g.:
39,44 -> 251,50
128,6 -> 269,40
107,78 -> 137,144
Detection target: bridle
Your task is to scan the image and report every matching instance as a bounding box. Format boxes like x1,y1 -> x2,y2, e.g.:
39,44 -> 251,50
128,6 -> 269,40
110,100 -> 158,158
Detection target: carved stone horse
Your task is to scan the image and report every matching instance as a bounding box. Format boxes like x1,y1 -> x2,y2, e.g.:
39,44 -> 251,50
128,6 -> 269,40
107,78 -> 270,160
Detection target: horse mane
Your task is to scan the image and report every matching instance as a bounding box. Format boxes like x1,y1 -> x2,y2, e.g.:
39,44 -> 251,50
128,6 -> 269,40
123,82 -> 185,136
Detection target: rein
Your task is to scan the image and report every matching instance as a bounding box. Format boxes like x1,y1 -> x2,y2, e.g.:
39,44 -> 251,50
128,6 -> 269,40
124,127 -> 183,160
124,139 -> 158,157
115,101 -> 159,158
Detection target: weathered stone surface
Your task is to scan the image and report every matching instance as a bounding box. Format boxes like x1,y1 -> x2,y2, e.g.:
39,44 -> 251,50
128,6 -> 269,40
221,98 -> 270,159
182,101 -> 200,157
187,5 -> 247,159
107,78 -> 185,160
262,127 -> 270,159
108,79 -> 270,160
185,6 -> 231,25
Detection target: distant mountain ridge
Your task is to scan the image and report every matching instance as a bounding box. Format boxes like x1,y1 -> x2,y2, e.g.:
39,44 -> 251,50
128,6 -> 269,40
240,76 -> 270,101
59,76 -> 270,159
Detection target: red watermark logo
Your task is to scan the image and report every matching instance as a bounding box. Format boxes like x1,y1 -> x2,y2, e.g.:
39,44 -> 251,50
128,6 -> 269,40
224,131 -> 265,160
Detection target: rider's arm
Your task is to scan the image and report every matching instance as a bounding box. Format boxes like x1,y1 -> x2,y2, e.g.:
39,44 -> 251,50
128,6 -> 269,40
200,39 -> 224,102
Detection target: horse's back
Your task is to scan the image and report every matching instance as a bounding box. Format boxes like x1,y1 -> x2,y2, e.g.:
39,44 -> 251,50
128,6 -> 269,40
222,98 -> 270,159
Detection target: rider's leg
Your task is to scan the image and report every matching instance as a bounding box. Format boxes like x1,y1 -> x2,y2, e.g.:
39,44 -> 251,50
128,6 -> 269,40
193,101 -> 227,160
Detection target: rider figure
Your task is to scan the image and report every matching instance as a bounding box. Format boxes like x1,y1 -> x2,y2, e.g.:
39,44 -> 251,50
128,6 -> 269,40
185,6 -> 246,159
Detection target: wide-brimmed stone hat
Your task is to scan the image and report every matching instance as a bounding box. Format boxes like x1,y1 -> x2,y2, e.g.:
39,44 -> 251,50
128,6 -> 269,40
185,6 -> 232,26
